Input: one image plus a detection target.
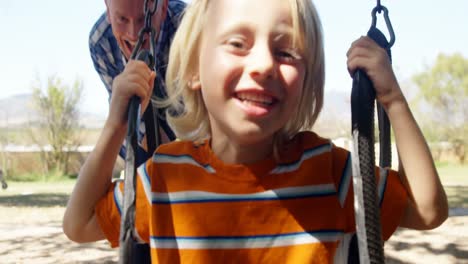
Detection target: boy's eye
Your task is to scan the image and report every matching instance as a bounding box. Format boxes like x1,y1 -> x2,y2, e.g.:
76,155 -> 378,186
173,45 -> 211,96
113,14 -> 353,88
276,49 -> 302,62
224,37 -> 250,55
227,39 -> 246,49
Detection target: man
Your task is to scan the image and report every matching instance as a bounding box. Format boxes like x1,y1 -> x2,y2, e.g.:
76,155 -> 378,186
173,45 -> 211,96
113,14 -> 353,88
89,0 -> 186,164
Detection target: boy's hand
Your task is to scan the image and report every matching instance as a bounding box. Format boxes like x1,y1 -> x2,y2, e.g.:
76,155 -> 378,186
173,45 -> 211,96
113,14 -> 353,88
108,60 -> 156,129
346,36 -> 405,109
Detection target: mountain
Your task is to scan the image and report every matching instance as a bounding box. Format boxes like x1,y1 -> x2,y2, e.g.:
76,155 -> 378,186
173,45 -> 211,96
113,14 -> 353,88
0,94 -> 37,127
0,93 -> 106,129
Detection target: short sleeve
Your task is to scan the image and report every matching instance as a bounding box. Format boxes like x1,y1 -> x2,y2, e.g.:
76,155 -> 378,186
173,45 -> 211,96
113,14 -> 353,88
95,182 -> 123,248
379,168 -> 408,240
95,161 -> 153,247
330,145 -> 408,239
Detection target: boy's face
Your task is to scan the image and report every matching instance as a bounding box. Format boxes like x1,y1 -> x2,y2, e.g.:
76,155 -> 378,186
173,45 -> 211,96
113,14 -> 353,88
196,0 -> 306,147
106,0 -> 165,60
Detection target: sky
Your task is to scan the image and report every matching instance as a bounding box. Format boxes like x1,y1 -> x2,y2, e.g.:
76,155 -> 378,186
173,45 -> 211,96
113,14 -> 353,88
0,0 -> 467,117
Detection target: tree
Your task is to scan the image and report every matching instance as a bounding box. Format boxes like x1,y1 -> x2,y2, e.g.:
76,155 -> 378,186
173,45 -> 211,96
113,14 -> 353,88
412,53 -> 468,163
30,75 -> 84,176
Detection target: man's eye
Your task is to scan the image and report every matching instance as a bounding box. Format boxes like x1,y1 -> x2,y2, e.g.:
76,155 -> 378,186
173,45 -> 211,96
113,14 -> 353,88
118,16 -> 128,23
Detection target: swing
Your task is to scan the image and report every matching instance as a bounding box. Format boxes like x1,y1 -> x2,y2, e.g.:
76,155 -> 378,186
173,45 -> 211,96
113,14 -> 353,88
118,0 -> 398,263
349,0 -> 395,263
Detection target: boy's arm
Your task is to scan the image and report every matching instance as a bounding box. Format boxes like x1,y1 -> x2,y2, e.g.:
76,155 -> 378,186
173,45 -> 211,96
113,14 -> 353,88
347,37 -> 448,230
63,120 -> 127,242
63,60 -> 155,243
384,97 -> 448,229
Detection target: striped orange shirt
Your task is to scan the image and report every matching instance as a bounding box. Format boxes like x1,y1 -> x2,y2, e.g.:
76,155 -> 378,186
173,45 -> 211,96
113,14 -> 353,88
95,131 -> 407,263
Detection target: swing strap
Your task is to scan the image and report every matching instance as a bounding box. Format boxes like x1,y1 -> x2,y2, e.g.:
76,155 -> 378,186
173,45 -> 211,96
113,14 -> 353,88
349,3 -> 394,264
119,0 -> 166,263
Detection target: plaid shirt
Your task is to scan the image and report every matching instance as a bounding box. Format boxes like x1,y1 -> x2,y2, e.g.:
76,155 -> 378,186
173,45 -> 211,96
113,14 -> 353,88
89,0 -> 186,165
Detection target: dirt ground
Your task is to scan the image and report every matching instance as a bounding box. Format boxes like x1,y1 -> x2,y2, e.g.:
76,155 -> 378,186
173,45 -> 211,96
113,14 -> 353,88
385,215 -> 468,264
0,206 -> 119,264
0,205 -> 466,264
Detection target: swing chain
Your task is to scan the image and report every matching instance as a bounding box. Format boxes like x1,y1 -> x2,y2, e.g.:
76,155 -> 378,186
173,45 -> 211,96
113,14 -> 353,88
130,0 -> 159,68
144,0 -> 159,16
119,1 -> 161,263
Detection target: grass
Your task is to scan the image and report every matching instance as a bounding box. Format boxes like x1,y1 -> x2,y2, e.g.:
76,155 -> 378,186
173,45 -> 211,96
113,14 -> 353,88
444,186 -> 468,208
436,163 -> 468,208
436,163 -> 467,185
0,179 -> 75,195
0,180 -> 75,208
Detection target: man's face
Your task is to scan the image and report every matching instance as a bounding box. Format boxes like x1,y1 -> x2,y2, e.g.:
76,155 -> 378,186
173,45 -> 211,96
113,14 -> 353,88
105,0 -> 152,59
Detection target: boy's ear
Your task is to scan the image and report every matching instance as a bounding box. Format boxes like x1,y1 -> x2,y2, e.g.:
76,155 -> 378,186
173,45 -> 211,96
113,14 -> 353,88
104,0 -> 111,22
189,75 -> 201,90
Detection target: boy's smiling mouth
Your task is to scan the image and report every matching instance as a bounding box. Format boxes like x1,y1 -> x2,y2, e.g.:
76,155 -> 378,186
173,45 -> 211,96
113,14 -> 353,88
234,91 -> 277,116
235,91 -> 276,106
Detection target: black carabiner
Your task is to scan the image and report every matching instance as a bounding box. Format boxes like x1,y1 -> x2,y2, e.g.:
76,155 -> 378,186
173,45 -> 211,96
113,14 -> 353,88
376,0 -> 382,12
371,5 -> 395,48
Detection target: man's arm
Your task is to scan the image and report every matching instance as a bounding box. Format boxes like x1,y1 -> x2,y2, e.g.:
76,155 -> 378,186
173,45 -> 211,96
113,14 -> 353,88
63,120 -> 126,242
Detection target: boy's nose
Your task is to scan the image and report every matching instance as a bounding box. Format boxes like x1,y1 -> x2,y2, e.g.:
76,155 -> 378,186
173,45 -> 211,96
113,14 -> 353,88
247,46 -> 276,80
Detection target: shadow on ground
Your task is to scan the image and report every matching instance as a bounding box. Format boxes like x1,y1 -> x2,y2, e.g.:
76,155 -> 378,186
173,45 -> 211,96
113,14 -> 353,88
0,193 -> 69,207
387,236 -> 467,259
384,216 -> 468,264
0,221 -> 118,263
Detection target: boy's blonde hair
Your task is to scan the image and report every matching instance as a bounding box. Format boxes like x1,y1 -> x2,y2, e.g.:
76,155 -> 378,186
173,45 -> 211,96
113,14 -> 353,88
160,0 -> 324,145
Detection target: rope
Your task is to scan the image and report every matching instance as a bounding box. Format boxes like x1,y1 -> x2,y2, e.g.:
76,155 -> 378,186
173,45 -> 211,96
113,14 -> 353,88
350,3 -> 395,264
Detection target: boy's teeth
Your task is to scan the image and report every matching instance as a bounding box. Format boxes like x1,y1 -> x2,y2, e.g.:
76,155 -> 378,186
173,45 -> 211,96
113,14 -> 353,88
237,92 -> 273,105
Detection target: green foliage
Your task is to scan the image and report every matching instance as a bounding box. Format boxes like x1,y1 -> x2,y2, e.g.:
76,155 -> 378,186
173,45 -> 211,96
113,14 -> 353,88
413,53 -> 468,163
30,75 -> 84,177
414,53 -> 468,102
